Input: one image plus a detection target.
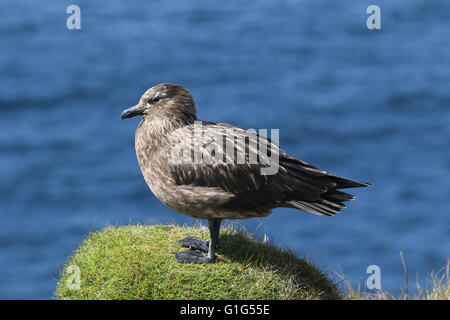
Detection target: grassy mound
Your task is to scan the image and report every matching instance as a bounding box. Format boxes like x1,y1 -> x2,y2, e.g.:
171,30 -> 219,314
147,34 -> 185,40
55,224 -> 341,300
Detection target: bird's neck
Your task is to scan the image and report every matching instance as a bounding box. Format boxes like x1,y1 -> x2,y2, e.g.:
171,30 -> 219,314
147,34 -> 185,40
136,115 -> 196,149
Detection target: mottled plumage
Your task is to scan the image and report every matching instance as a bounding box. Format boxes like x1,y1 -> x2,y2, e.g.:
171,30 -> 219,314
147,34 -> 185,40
122,83 -> 370,263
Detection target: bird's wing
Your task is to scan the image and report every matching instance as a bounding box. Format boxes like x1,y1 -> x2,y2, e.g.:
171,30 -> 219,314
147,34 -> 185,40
167,121 -> 278,195
167,121 -> 369,216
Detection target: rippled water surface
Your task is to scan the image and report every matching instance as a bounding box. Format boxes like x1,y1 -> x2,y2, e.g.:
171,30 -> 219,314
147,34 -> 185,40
0,1 -> 449,298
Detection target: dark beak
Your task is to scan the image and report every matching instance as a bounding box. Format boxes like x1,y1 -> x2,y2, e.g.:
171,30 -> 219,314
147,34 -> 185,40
121,104 -> 145,119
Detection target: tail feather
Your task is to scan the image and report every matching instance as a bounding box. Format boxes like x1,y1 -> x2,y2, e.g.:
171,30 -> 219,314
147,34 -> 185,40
322,189 -> 355,202
288,200 -> 339,217
326,173 -> 371,189
280,155 -> 370,217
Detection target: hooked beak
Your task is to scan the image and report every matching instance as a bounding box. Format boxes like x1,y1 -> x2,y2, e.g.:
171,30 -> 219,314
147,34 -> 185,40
121,104 -> 146,119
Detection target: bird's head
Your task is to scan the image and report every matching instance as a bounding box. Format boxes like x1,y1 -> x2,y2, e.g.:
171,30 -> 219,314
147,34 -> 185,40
121,83 -> 197,125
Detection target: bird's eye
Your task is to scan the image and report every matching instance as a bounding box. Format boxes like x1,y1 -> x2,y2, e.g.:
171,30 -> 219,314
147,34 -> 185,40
151,95 -> 162,103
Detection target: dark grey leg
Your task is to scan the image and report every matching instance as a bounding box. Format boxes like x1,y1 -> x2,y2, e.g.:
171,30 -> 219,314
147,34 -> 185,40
174,219 -> 222,264
207,219 -> 221,261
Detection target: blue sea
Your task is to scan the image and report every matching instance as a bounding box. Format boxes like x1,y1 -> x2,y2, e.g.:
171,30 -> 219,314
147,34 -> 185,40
0,1 -> 449,299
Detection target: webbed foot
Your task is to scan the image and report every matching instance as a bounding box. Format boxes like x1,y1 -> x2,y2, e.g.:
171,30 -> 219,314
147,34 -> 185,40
174,250 -> 214,264
175,236 -> 209,252
173,220 -> 222,264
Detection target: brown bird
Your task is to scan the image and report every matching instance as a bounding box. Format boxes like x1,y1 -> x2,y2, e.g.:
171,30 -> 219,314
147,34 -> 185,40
121,83 -> 370,263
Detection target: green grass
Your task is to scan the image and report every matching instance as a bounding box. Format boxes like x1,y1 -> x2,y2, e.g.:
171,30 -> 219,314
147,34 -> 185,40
420,261 -> 450,300
339,259 -> 450,300
55,224 -> 341,300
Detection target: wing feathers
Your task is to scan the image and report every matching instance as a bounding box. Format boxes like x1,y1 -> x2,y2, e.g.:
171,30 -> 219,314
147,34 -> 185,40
168,122 -> 369,217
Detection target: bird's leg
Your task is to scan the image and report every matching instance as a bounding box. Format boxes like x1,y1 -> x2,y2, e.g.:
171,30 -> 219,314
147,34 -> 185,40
207,218 -> 221,261
174,219 -> 222,264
